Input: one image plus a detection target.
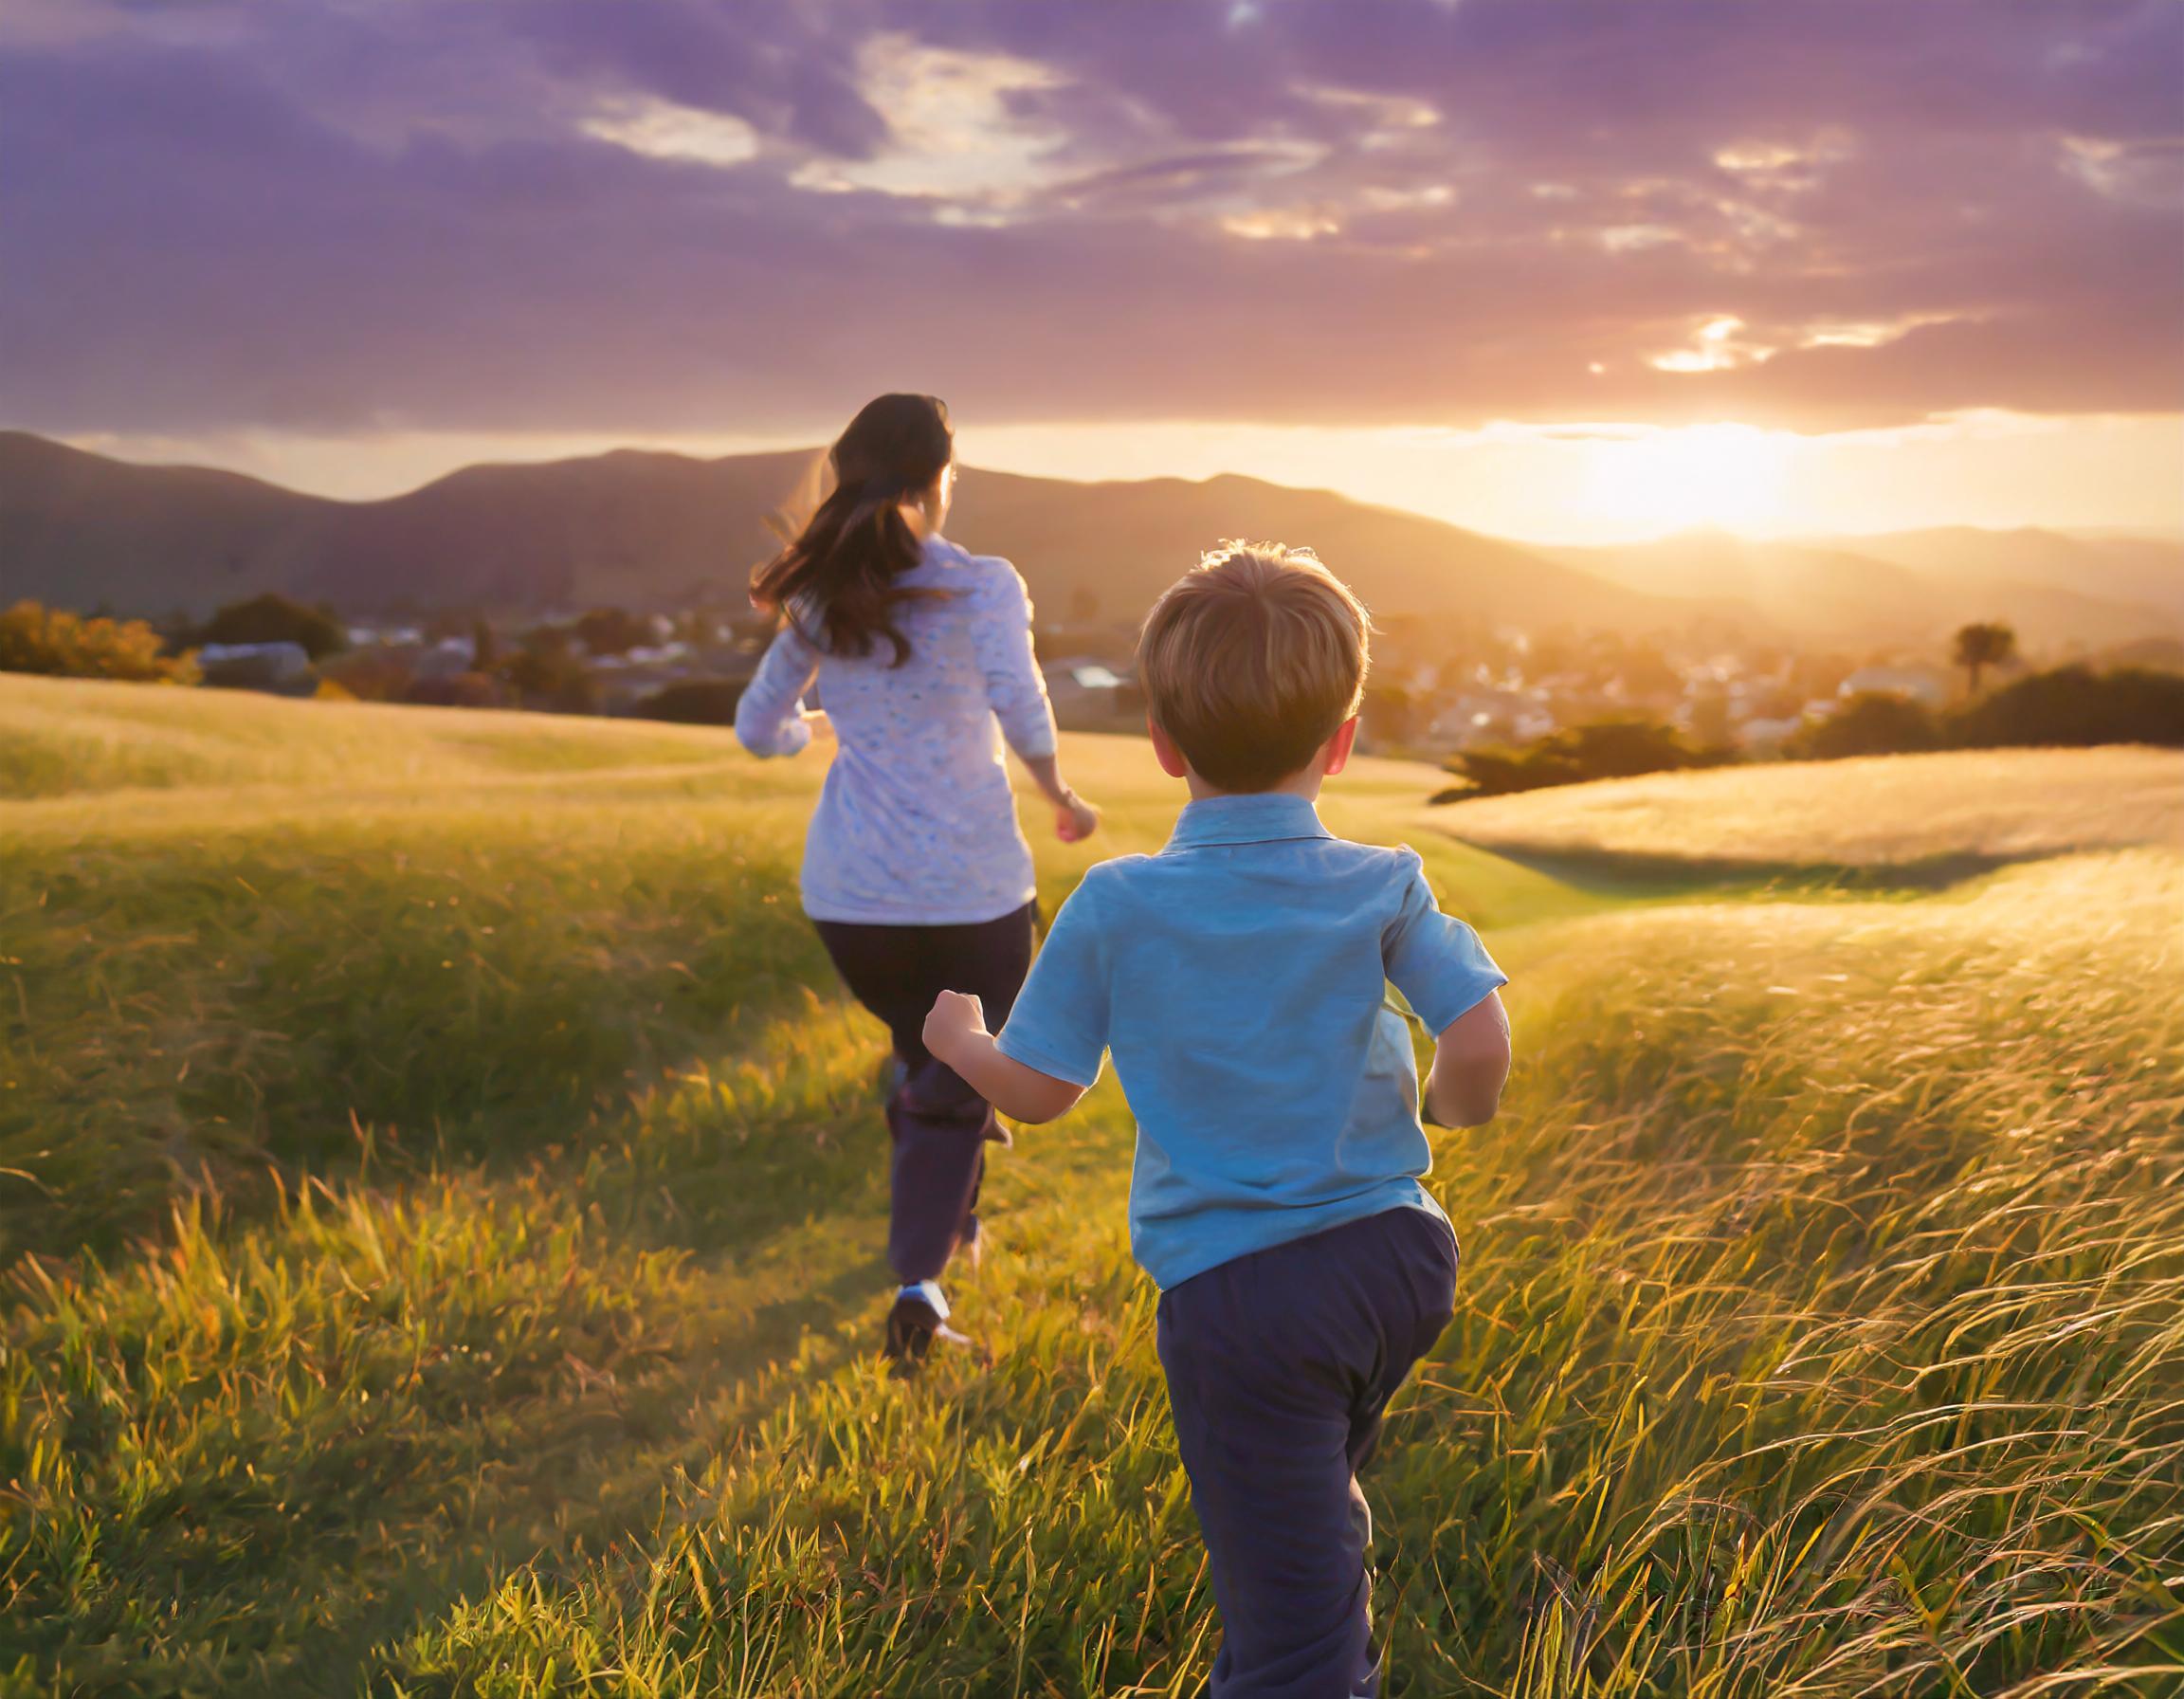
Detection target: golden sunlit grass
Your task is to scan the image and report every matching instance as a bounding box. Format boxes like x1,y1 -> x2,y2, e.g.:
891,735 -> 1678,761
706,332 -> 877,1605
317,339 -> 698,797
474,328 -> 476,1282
3,676 -> 2179,1695
1430,745 -> 2184,875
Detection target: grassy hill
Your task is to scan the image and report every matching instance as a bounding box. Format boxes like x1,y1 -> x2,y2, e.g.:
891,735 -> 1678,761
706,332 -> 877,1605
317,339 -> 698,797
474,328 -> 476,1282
4,676 -> 2180,1695
1429,746 -> 2184,880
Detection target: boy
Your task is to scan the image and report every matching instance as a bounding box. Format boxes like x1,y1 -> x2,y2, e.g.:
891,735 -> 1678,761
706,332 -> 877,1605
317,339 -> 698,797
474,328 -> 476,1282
923,542 -> 1512,1698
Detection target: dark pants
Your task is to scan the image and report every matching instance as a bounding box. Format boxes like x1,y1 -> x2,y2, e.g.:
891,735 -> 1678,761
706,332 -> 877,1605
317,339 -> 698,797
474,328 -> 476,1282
812,902 -> 1038,1285
1156,1207 -> 1460,1699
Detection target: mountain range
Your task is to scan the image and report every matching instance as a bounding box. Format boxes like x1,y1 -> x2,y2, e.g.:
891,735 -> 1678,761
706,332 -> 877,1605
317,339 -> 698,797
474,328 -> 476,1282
2,430 -> 2176,651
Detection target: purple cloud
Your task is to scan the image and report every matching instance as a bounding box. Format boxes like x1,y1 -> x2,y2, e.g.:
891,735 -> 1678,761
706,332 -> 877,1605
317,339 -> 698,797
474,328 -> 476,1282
1,0 -> 2177,439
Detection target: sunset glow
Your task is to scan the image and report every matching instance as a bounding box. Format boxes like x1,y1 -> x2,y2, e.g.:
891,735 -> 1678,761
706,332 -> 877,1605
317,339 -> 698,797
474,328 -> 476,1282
1579,425 -> 1793,533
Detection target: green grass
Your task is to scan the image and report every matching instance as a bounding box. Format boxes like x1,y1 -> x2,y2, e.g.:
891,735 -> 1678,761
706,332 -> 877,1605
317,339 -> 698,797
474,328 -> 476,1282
3,675 -> 2179,1696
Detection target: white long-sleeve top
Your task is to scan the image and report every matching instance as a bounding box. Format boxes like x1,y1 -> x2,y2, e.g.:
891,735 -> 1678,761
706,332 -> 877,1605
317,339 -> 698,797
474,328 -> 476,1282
734,534 -> 1060,925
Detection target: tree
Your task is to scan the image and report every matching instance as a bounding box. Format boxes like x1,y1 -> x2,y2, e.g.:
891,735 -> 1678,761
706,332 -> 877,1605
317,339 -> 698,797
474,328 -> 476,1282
0,601 -> 200,684
1786,692 -> 1938,760
1952,622 -> 2017,696
574,606 -> 651,657
500,630 -> 599,713
195,593 -> 349,660
1947,666 -> 2184,749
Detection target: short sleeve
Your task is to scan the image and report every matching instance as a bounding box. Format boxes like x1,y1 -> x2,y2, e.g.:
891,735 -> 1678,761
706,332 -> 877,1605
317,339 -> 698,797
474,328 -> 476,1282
994,877 -> 1109,1087
1383,850 -> 1507,1032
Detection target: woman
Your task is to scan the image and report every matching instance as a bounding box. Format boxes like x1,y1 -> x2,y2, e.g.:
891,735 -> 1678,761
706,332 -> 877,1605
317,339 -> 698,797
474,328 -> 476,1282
735,393 -> 1099,1367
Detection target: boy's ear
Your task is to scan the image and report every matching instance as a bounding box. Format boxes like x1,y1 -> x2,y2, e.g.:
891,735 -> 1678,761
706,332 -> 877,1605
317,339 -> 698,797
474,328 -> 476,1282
1322,715 -> 1360,776
1147,716 -> 1192,779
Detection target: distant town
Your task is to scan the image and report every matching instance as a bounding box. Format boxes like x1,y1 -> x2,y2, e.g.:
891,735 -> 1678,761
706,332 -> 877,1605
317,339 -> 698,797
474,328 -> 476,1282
9,582 -> 2178,798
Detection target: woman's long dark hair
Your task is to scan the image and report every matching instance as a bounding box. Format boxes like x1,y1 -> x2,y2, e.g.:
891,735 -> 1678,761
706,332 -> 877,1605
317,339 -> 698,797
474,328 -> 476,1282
752,393 -> 953,666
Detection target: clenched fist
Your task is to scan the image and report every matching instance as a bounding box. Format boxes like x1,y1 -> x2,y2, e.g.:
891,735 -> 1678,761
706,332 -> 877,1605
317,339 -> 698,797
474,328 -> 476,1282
923,989 -> 989,1065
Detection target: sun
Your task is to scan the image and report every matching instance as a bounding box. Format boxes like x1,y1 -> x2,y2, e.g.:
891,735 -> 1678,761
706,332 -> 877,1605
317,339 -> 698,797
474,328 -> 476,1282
1579,424 -> 1793,535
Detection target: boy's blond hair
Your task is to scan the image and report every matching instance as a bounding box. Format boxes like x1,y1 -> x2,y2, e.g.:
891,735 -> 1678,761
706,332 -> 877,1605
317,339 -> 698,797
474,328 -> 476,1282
1137,541 -> 1372,793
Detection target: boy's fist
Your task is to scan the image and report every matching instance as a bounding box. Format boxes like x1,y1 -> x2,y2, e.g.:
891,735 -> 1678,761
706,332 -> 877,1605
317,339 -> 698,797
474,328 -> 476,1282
923,989 -> 988,1062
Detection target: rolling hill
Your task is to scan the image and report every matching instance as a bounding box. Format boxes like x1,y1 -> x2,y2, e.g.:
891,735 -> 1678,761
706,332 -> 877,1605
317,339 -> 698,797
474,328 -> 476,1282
7,678 -> 2179,1692
5,431 -> 2176,648
1802,524 -> 2184,621
1543,527 -> 2182,649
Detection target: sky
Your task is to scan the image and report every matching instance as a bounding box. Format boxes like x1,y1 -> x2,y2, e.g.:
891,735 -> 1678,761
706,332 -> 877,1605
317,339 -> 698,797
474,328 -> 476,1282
5,0 -> 2181,542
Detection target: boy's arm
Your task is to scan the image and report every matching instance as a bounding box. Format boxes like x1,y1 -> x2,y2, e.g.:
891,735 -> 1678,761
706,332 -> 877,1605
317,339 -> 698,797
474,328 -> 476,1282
924,991 -> 1087,1124
1425,990 -> 1511,1128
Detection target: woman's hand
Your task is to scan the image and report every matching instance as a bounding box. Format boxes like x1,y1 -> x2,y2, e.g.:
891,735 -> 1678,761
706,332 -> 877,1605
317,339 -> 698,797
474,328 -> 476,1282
1055,790 -> 1100,843
1020,757 -> 1099,843
801,708 -> 833,740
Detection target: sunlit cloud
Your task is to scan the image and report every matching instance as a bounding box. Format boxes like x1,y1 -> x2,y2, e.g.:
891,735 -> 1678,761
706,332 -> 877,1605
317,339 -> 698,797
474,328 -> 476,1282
788,34 -> 1068,208
1299,82 -> 1442,142
581,97 -> 759,168
1648,316 -> 1776,374
1712,129 -> 1854,187
2059,135 -> 2184,209
1796,312 -> 1961,351
1220,203 -> 1345,241
1599,224 -> 1680,253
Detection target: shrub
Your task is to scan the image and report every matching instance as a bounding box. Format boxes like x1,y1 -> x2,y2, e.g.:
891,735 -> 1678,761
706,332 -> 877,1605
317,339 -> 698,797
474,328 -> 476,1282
317,648 -> 416,703
195,593 -> 349,660
1445,718 -> 1728,797
403,671 -> 503,708
0,600 -> 200,684
633,679 -> 747,725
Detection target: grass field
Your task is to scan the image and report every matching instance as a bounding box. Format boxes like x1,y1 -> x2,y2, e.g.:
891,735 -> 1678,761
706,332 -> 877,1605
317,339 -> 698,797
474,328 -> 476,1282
3,673 -> 2180,1697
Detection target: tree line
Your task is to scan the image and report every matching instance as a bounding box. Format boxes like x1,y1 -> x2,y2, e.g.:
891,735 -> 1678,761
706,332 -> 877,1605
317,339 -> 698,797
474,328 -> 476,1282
1439,623 -> 2184,798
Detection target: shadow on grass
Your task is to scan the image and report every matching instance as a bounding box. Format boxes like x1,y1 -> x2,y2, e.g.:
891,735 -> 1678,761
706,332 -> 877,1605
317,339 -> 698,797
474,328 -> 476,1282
1437,836 -> 2056,901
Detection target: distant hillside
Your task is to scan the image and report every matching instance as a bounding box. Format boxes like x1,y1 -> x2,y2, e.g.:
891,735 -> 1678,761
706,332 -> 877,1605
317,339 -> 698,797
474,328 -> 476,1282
6,430 -> 2175,648
0,431 -> 328,614
1545,527 -> 2180,649
0,432 -> 1676,632
1800,526 -> 2184,622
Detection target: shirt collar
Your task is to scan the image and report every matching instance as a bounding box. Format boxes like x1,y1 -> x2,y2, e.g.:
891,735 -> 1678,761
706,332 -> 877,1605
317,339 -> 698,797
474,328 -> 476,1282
1164,793 -> 1333,851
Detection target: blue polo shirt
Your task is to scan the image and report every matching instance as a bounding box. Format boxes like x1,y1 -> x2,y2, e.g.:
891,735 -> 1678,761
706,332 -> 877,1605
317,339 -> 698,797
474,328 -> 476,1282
995,793 -> 1507,1290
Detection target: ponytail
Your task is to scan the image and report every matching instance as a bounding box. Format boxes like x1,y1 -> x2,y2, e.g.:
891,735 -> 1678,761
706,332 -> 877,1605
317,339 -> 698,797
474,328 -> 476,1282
752,394 -> 954,667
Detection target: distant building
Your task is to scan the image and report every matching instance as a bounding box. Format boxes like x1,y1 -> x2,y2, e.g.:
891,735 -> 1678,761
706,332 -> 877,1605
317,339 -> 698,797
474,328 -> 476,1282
1739,714 -> 1808,752
1839,666 -> 1952,705
1422,690 -> 1553,754
1042,657 -> 1138,730
195,641 -> 316,696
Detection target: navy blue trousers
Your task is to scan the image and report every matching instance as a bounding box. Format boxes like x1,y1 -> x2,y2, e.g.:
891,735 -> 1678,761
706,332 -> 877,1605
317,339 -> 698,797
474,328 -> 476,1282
1156,1207 -> 1459,1699
812,902 -> 1037,1284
